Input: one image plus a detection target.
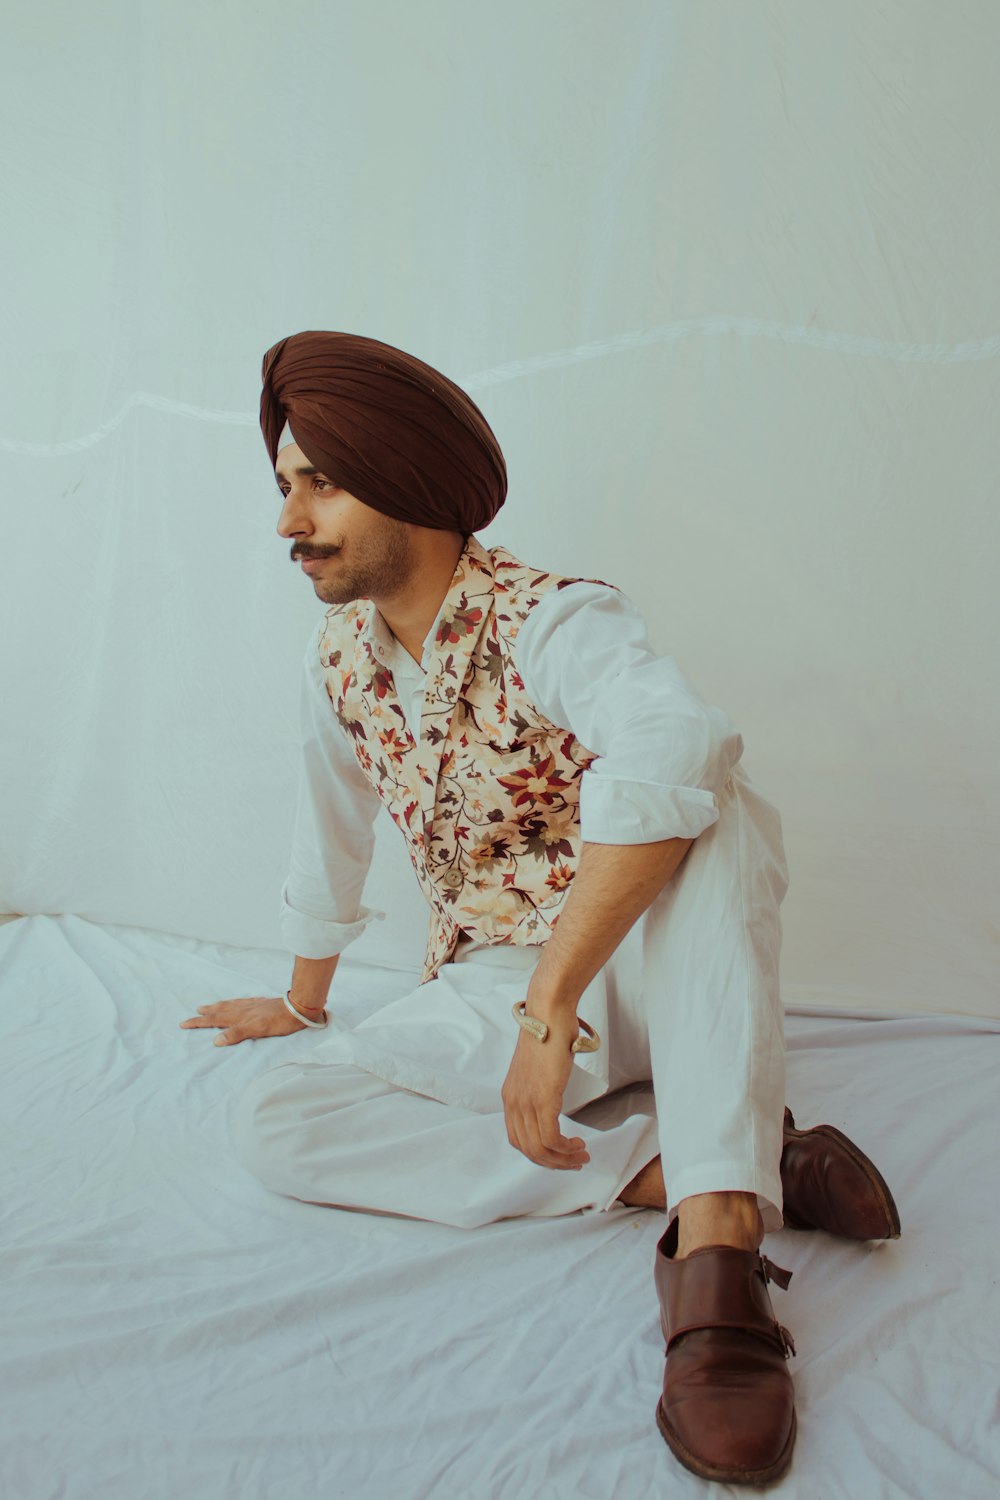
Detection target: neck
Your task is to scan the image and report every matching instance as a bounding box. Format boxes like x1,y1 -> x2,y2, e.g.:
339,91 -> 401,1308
377,532 -> 467,663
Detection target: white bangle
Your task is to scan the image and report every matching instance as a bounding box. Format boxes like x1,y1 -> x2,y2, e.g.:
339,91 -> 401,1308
512,1001 -> 601,1054
283,991 -> 329,1029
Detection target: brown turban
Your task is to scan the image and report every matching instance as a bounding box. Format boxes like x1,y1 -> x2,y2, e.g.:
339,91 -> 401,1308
260,330 -> 507,532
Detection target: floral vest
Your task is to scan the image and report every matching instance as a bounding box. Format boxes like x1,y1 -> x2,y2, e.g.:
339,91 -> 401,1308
317,536 -> 604,982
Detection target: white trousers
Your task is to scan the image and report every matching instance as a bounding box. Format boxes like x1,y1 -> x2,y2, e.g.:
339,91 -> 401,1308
233,770 -> 789,1230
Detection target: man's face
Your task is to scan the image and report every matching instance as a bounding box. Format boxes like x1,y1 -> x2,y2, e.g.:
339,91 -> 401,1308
275,441 -> 415,605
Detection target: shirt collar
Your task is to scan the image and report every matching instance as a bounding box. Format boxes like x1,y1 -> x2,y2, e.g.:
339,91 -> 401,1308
363,603 -> 441,678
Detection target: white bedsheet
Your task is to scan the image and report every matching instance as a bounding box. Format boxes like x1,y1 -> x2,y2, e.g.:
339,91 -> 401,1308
2,914 -> 998,1499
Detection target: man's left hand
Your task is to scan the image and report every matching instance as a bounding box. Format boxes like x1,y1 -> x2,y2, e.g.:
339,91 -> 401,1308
500,1010 -> 589,1170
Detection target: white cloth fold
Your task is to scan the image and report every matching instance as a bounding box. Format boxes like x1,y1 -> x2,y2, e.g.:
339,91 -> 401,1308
239,761 -> 790,1231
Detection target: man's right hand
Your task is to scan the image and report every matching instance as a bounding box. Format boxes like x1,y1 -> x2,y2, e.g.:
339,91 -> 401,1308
179,996 -> 318,1047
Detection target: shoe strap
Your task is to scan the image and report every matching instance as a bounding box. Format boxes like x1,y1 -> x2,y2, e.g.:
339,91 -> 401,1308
655,1242 -> 795,1359
761,1254 -> 793,1290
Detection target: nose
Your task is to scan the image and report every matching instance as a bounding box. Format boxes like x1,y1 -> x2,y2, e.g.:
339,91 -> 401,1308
276,489 -> 311,540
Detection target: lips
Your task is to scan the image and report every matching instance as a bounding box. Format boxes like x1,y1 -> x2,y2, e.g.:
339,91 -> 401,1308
296,549 -> 339,573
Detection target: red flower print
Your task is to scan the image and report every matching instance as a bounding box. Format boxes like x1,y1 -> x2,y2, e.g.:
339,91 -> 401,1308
378,727 -> 406,765
497,753 -> 571,809
545,863 -> 574,893
435,605 -> 484,646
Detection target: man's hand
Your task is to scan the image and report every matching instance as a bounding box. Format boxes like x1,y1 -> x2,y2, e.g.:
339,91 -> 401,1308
179,996 -> 313,1047
498,837 -> 693,1166
500,1011 -> 589,1170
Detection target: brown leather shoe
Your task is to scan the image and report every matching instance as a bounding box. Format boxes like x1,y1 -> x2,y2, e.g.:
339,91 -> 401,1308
654,1219 -> 797,1486
781,1106 -> 901,1240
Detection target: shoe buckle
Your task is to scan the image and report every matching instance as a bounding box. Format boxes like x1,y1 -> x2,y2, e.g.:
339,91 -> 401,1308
776,1323 -> 797,1359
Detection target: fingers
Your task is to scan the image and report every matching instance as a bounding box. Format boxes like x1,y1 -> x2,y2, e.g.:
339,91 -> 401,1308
178,1006 -> 249,1044
180,1003 -> 223,1029
180,997 -> 299,1046
214,1028 -> 246,1047
179,1002 -> 248,1033
506,1109 -> 591,1170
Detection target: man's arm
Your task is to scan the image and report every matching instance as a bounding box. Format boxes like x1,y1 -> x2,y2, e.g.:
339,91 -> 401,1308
528,836 -> 693,1013
182,627 -> 381,1047
501,580 -> 742,1167
278,627 -> 384,961
501,837 -> 692,1168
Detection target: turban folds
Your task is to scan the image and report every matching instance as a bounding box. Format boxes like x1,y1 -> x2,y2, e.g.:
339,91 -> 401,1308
260,330 -> 507,532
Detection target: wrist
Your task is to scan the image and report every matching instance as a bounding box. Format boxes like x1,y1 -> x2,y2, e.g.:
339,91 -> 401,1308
287,994 -> 325,1015
288,953 -> 339,1015
283,991 -> 329,1030
524,983 -> 580,1022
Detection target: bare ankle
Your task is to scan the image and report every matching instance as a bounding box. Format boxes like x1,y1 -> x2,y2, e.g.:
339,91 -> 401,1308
620,1155 -> 666,1210
675,1191 -> 763,1259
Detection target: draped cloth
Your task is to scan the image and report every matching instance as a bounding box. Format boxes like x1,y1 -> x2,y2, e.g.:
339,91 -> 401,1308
260,330 -> 507,532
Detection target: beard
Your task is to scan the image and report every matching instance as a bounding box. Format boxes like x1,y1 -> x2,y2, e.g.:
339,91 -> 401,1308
300,513 -> 415,605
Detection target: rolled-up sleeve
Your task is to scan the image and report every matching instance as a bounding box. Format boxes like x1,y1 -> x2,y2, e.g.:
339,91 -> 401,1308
279,625 -> 385,958
513,583 -> 744,844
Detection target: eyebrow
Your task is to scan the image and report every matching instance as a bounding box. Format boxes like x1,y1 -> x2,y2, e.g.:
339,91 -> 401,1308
275,462 -> 323,484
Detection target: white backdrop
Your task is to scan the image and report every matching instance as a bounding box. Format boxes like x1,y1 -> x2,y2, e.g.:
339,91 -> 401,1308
2,0 -> 997,1018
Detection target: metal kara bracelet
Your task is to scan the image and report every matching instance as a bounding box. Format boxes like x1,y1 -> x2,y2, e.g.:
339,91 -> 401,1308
512,1001 -> 601,1053
283,991 -> 329,1029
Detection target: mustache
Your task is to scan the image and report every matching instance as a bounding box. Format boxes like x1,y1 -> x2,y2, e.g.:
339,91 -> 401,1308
291,544 -> 341,562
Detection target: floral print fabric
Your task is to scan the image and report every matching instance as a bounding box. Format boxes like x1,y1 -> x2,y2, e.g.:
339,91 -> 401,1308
317,538 -> 602,982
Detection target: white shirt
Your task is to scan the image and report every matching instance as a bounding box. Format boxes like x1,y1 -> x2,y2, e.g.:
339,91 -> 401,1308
280,581 -> 745,959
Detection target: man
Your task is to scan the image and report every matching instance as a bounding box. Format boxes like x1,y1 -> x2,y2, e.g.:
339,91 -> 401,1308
181,330 -> 899,1485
